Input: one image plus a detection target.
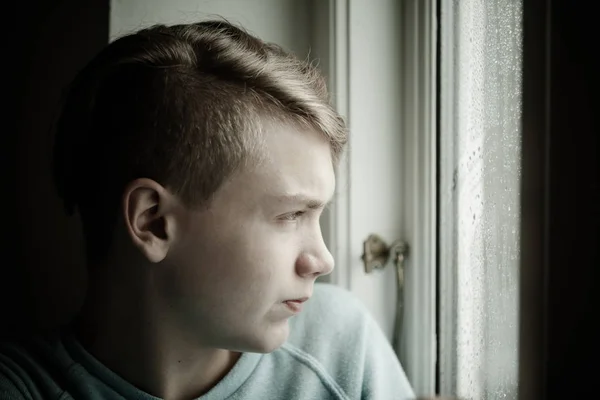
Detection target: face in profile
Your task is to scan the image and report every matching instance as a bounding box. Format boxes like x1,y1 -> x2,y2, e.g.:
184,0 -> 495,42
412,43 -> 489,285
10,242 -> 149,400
158,123 -> 336,353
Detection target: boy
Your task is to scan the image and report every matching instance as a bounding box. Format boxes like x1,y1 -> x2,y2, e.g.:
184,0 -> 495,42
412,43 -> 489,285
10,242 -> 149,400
0,20 -> 415,399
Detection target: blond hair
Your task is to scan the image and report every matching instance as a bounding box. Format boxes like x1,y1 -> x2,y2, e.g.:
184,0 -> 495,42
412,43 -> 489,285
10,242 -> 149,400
53,20 -> 347,262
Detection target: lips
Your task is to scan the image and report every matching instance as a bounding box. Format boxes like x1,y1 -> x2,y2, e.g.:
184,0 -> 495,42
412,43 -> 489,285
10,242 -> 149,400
283,297 -> 309,313
286,297 -> 309,303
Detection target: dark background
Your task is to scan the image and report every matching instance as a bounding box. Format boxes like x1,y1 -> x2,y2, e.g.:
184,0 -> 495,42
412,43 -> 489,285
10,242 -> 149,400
520,0 -> 598,398
2,0 -> 108,335
1,1 -> 596,399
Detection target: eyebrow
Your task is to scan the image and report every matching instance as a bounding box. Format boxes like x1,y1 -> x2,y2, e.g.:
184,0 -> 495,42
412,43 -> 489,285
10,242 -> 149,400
274,194 -> 332,210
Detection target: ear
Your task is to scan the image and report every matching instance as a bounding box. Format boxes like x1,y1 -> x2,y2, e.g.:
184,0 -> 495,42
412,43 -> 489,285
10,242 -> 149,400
122,178 -> 178,263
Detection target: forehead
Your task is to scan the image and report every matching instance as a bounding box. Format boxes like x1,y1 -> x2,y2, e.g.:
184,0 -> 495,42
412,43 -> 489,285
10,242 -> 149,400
259,124 -> 335,191
217,123 -> 336,206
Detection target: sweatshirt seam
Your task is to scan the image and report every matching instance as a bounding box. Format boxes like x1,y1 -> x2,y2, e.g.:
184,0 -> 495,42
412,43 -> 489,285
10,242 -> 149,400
280,343 -> 351,400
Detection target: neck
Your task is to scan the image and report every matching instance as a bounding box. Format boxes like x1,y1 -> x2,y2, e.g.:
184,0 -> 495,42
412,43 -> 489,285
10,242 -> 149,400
74,266 -> 240,400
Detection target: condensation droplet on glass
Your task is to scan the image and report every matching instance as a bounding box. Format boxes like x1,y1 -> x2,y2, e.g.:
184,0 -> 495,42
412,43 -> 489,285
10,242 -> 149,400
440,0 -> 522,398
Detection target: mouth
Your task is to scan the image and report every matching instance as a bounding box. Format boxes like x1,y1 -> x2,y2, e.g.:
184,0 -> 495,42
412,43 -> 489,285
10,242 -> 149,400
282,297 -> 309,313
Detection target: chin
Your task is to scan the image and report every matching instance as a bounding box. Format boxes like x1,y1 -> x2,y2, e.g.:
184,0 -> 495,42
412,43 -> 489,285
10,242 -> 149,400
238,322 -> 290,354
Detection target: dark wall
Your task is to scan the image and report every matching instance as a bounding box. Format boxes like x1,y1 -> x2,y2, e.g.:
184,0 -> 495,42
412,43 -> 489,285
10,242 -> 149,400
520,0 -> 598,398
546,1 -> 598,397
1,0 -> 108,337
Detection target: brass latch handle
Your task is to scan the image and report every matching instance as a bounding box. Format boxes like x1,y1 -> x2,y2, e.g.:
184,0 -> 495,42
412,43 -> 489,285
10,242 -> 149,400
361,234 -> 409,274
361,233 -> 409,353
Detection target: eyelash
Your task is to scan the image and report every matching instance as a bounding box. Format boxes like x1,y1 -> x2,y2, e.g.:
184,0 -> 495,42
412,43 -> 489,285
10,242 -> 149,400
281,211 -> 306,221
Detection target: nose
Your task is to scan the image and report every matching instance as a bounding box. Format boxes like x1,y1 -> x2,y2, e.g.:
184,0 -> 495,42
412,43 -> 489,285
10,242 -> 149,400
295,231 -> 335,278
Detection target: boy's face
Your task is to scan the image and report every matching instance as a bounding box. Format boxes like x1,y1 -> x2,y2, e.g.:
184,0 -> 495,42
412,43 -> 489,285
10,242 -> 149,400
161,123 -> 335,353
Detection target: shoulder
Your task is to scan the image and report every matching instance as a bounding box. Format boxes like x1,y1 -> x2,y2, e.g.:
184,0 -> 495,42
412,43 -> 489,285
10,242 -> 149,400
0,331 -> 71,399
287,282 -> 380,359
294,282 -> 370,330
312,281 -> 368,316
1,336 -> 39,399
285,283 -> 415,400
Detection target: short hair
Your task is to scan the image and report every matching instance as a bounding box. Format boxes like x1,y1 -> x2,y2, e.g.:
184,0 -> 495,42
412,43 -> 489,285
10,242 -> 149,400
52,20 -> 348,263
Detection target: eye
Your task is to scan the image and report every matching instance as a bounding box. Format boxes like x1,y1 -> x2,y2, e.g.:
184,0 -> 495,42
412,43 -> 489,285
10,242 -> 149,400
280,210 -> 306,221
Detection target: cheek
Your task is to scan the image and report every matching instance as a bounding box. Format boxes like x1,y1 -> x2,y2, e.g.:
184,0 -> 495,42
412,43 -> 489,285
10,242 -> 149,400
169,213 -> 303,312
162,224 -> 300,350
173,225 -> 285,299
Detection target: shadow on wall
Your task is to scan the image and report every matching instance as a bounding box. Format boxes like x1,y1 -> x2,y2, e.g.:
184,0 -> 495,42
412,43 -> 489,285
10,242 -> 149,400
1,0 -> 108,339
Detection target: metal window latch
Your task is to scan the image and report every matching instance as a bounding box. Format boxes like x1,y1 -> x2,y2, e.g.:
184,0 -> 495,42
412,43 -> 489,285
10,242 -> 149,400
361,234 -> 409,275
361,233 -> 409,353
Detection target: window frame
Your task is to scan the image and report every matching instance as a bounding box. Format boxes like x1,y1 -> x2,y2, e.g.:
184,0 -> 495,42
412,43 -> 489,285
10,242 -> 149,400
396,0 -> 438,395
313,0 -> 438,395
